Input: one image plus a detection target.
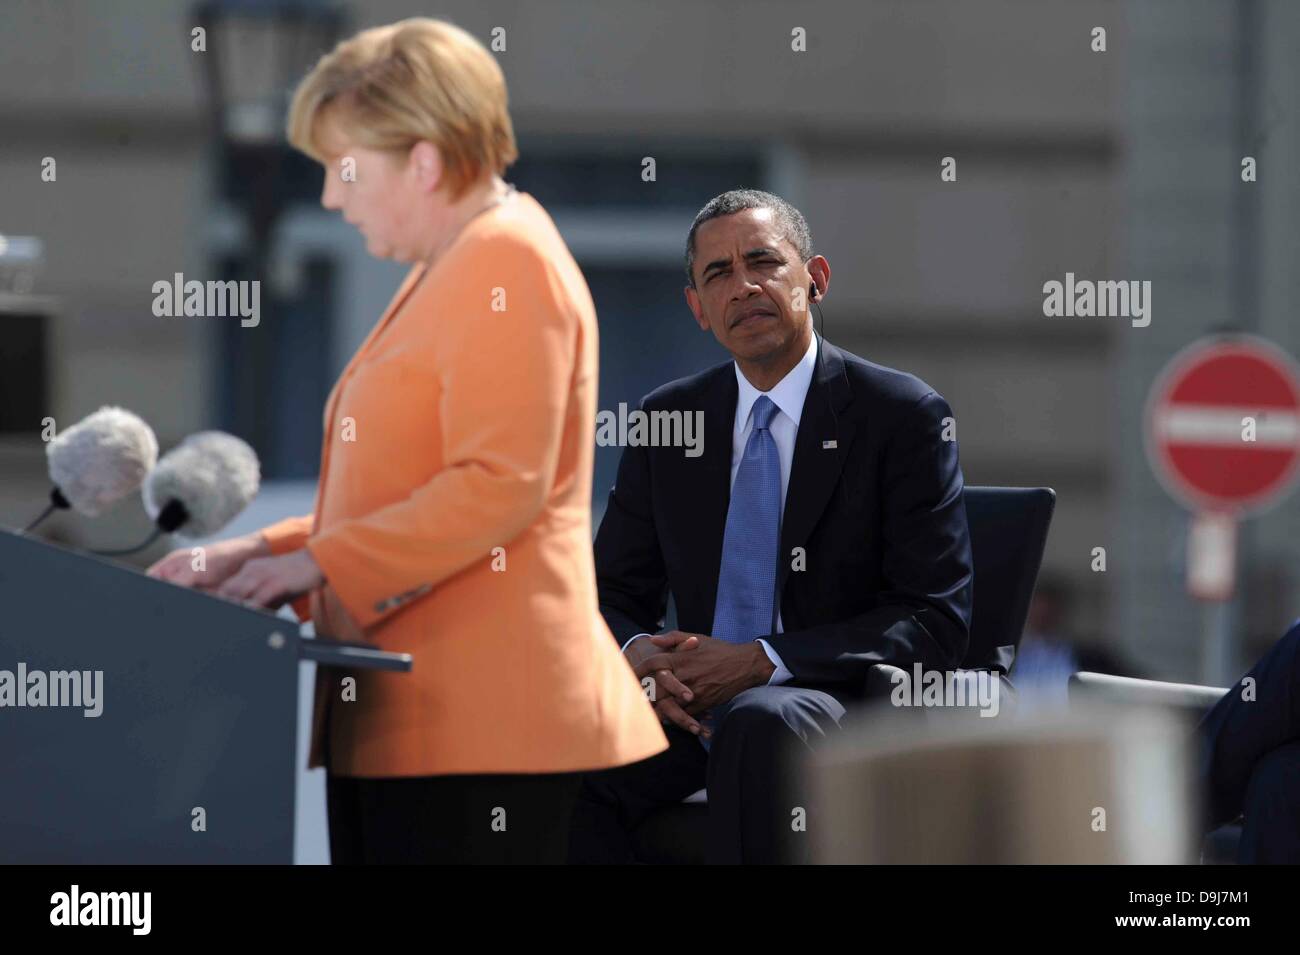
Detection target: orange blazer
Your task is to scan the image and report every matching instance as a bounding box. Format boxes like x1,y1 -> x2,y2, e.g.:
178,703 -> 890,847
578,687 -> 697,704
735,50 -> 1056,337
259,192 -> 667,777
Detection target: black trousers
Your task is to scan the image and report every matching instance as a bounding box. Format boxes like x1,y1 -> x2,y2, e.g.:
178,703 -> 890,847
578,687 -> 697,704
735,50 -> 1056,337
567,684 -> 846,864
326,771 -> 582,864
1199,618 -> 1300,864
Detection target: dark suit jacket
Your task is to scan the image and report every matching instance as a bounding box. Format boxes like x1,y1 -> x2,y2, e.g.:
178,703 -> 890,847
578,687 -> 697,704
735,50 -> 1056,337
594,336 -> 974,699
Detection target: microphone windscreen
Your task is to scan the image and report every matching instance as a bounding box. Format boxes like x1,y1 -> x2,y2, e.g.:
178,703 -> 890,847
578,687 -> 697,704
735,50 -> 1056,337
143,431 -> 261,540
46,406 -> 159,516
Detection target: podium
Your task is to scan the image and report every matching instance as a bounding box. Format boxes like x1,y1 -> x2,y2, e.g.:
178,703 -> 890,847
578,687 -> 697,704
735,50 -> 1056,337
0,529 -> 411,863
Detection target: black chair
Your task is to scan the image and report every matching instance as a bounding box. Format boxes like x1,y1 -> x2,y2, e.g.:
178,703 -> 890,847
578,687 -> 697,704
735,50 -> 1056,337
629,485 -> 1057,864
961,485 -> 1056,674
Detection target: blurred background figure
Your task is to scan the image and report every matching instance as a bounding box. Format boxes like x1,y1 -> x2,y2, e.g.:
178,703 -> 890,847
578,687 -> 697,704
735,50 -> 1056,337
1013,574 -> 1139,706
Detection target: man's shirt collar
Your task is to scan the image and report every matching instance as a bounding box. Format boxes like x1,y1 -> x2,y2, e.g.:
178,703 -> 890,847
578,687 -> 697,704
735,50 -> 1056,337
733,332 -> 819,432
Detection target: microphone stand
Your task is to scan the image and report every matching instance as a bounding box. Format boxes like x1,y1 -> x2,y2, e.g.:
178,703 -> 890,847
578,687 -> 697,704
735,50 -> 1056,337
19,488 -> 70,535
89,499 -> 190,558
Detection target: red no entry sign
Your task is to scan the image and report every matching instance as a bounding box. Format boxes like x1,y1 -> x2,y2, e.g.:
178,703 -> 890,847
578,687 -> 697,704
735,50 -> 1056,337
1146,336 -> 1300,514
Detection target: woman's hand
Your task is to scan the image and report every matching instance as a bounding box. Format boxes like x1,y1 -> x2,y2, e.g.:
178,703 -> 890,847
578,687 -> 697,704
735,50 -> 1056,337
216,549 -> 325,610
146,533 -> 269,590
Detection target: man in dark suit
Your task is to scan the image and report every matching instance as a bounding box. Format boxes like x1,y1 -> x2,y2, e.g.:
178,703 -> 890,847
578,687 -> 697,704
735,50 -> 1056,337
1199,619 -> 1300,863
568,189 -> 974,864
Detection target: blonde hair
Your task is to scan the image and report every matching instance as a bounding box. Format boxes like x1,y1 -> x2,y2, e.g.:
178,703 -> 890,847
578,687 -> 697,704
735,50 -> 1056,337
287,18 -> 518,198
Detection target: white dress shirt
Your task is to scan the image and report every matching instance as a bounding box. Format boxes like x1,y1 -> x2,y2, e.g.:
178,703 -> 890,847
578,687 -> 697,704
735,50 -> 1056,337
623,332 -> 819,687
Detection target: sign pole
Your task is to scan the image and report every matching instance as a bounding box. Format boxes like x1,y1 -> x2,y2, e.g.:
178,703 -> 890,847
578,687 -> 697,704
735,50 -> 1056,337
1187,509 -> 1237,685
1202,599 -> 1234,687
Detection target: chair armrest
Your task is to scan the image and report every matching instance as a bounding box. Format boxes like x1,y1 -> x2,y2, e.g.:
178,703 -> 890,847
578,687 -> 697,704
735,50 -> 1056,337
1069,671 -> 1228,712
864,664 -> 909,699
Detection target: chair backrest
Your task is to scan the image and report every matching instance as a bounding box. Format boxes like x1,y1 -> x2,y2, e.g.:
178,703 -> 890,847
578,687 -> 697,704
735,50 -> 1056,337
1069,671 -> 1228,713
961,486 -> 1055,672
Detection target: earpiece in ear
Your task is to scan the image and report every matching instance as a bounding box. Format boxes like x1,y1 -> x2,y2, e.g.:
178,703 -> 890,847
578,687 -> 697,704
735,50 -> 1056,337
809,281 -> 819,301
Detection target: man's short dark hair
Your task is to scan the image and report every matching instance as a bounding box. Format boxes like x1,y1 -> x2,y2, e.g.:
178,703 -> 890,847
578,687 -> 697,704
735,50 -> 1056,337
684,189 -> 814,287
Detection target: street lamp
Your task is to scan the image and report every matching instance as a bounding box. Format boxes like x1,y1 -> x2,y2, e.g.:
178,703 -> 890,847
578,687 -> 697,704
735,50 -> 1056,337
192,0 -> 343,465
195,0 -> 344,148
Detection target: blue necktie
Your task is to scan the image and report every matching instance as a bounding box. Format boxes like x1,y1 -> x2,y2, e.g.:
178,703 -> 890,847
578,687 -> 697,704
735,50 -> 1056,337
699,396 -> 781,750
712,395 -> 782,644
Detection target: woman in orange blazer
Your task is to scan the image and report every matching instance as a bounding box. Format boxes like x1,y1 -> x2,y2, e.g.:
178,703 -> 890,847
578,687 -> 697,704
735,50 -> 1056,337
148,17 -> 665,864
